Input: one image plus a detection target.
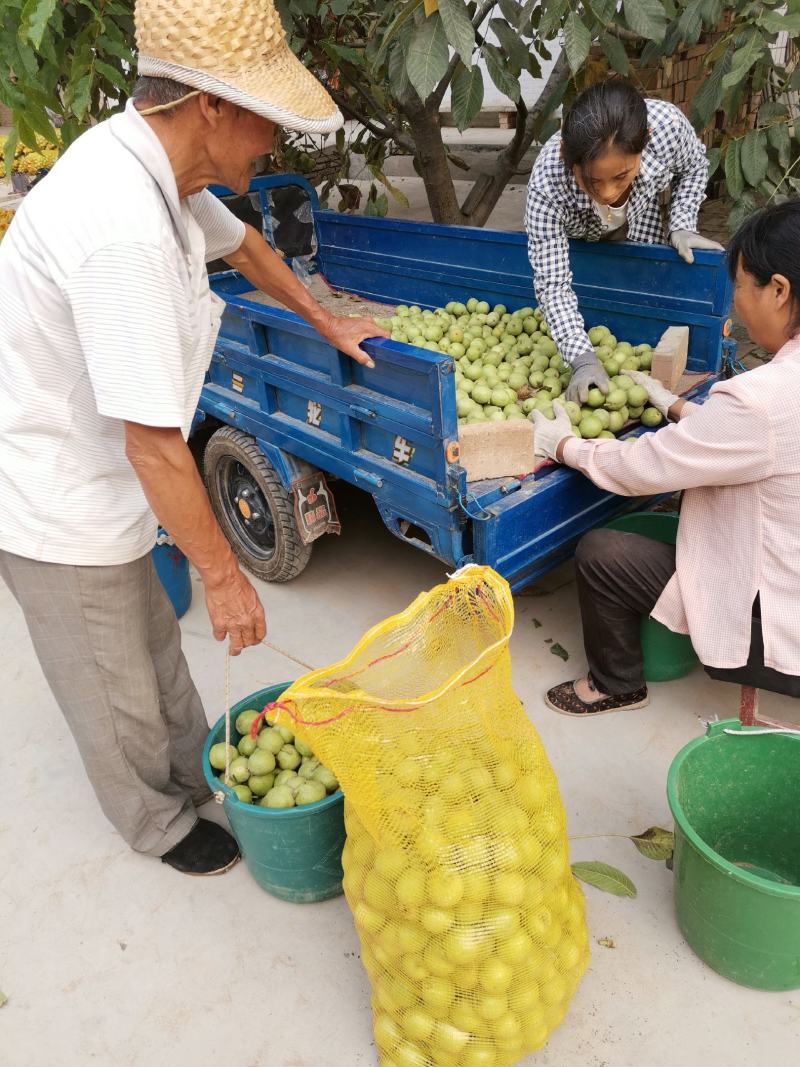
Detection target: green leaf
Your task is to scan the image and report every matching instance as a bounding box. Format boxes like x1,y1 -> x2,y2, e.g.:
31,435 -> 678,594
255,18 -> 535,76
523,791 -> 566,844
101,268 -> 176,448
724,138 -> 744,200
68,71 -> 93,123
740,128 -> 768,187
705,145 -> 720,178
600,32 -> 630,76
589,0 -> 618,22
482,42 -> 521,103
563,13 -> 592,74
16,115 -> 41,153
676,0 -> 705,45
759,10 -> 800,34
95,34 -> 134,64
451,62 -> 484,132
571,861 -> 638,898
405,11 -> 449,101
699,0 -> 723,24
497,0 -> 524,28
18,0 -> 58,49
439,0 -> 476,67
550,642 -> 569,661
721,31 -> 765,89
3,130 -> 18,178
489,17 -> 530,70
759,101 -> 790,123
622,0 -> 667,41
630,826 -> 675,861
0,990 -> 7,1007
767,122 -> 791,166
388,35 -> 416,103
538,0 -> 568,39
94,59 -> 131,96
692,45 -> 732,127
377,0 -> 425,63
728,190 -> 757,235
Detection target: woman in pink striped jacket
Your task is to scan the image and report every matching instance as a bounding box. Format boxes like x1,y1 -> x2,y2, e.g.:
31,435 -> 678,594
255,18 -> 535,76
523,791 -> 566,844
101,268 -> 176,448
531,200 -> 800,716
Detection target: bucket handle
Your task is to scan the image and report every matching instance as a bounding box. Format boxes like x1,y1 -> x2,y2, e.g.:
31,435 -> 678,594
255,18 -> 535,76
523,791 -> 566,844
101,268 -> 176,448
723,726 -> 800,738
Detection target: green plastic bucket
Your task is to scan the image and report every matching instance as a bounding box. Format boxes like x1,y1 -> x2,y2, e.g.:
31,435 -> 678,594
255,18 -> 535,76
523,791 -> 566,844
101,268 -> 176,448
667,720 -> 800,990
202,682 -> 345,903
605,511 -> 698,681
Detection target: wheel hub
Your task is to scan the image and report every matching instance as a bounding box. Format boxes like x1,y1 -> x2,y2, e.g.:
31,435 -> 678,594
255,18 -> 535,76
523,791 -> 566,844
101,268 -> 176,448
218,461 -> 276,560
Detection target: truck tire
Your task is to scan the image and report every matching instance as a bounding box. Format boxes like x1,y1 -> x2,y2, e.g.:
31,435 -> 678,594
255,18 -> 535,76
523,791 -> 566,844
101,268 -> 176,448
204,427 -> 312,582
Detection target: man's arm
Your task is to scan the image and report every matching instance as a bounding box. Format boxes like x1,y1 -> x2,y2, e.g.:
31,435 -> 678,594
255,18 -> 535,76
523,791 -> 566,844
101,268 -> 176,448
224,223 -> 388,367
125,422 -> 266,655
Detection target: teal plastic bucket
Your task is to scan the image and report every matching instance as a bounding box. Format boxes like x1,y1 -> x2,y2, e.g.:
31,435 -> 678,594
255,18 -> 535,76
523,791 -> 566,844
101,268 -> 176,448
668,720 -> 800,990
605,511 -> 698,682
202,682 -> 345,903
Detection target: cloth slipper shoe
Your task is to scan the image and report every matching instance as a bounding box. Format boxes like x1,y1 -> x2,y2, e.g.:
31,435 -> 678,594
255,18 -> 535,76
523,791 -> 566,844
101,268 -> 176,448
545,676 -> 649,716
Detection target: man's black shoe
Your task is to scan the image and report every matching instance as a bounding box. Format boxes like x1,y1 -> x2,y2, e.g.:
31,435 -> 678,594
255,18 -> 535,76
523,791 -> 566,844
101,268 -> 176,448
161,818 -> 240,875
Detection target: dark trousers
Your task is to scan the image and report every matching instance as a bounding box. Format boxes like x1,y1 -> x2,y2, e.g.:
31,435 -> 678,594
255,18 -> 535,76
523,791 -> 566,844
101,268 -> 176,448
575,529 -> 676,695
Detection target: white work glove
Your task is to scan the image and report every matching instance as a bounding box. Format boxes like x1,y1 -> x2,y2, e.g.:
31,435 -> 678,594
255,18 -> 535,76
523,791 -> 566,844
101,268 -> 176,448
669,229 -> 724,264
530,401 -> 574,463
566,346 -> 610,404
627,370 -> 680,418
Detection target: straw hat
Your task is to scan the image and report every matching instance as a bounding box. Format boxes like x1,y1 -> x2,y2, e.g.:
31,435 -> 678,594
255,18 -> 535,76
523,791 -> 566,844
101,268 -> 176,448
135,0 -> 343,134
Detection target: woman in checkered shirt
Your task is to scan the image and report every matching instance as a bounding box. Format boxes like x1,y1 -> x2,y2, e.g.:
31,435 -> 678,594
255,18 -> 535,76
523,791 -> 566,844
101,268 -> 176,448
525,80 -> 723,404
530,200 -> 800,716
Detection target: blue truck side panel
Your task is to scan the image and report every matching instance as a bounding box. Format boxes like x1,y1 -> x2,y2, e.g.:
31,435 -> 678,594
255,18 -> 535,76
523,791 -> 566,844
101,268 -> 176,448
200,176 -> 733,589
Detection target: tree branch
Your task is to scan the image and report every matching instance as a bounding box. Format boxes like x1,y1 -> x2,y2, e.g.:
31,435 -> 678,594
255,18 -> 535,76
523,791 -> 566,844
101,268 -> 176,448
460,50 -> 570,223
606,24 -> 643,43
329,88 -> 416,154
472,0 -> 499,30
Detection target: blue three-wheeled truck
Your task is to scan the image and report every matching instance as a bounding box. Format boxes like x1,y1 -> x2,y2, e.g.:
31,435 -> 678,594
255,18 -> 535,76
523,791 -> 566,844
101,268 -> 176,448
191,175 -> 734,590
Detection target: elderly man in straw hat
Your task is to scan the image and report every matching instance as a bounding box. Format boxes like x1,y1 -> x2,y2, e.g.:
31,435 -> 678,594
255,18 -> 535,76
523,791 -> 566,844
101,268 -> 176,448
0,0 -> 385,876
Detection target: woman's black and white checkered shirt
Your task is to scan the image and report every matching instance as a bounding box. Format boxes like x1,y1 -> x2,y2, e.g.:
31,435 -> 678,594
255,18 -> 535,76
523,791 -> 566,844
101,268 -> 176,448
524,98 -> 710,366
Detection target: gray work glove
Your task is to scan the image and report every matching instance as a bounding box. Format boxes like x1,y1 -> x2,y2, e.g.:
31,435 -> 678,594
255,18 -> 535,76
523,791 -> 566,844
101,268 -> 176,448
670,229 -> 725,264
531,402 -> 574,463
566,347 -> 610,405
627,370 -> 680,418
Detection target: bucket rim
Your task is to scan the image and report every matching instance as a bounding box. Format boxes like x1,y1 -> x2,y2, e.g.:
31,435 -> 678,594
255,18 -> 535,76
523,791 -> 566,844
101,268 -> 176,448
202,683 -> 343,817
667,718 -> 800,899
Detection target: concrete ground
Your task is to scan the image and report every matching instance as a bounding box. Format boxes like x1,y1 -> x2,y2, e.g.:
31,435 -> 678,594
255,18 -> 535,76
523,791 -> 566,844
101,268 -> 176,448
1,485 -> 798,1067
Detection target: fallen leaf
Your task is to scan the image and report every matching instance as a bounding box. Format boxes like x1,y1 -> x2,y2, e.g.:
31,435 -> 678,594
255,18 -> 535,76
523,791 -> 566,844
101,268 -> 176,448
532,618 -> 542,628
630,826 -> 675,861
550,642 -> 570,661
597,937 -> 617,949
0,991 -> 7,1007
571,860 -> 637,898
544,637 -> 553,644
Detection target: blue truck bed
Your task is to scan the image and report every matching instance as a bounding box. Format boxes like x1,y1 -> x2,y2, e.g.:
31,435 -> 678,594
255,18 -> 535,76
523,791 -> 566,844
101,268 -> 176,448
196,176 -> 734,589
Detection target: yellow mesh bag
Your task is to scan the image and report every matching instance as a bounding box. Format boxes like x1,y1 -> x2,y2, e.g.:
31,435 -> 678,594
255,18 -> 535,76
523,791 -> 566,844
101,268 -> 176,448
267,566 -> 589,1067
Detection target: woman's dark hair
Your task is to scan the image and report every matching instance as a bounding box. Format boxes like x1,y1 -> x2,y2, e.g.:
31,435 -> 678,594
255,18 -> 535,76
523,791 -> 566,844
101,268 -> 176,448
561,81 -> 649,170
728,200 -> 800,332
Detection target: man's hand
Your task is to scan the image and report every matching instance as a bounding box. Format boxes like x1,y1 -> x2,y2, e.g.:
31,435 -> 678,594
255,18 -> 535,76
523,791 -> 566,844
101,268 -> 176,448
627,370 -> 681,418
669,230 -> 724,264
566,347 -> 610,404
204,565 -> 267,656
318,312 -> 390,369
530,401 -> 574,463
